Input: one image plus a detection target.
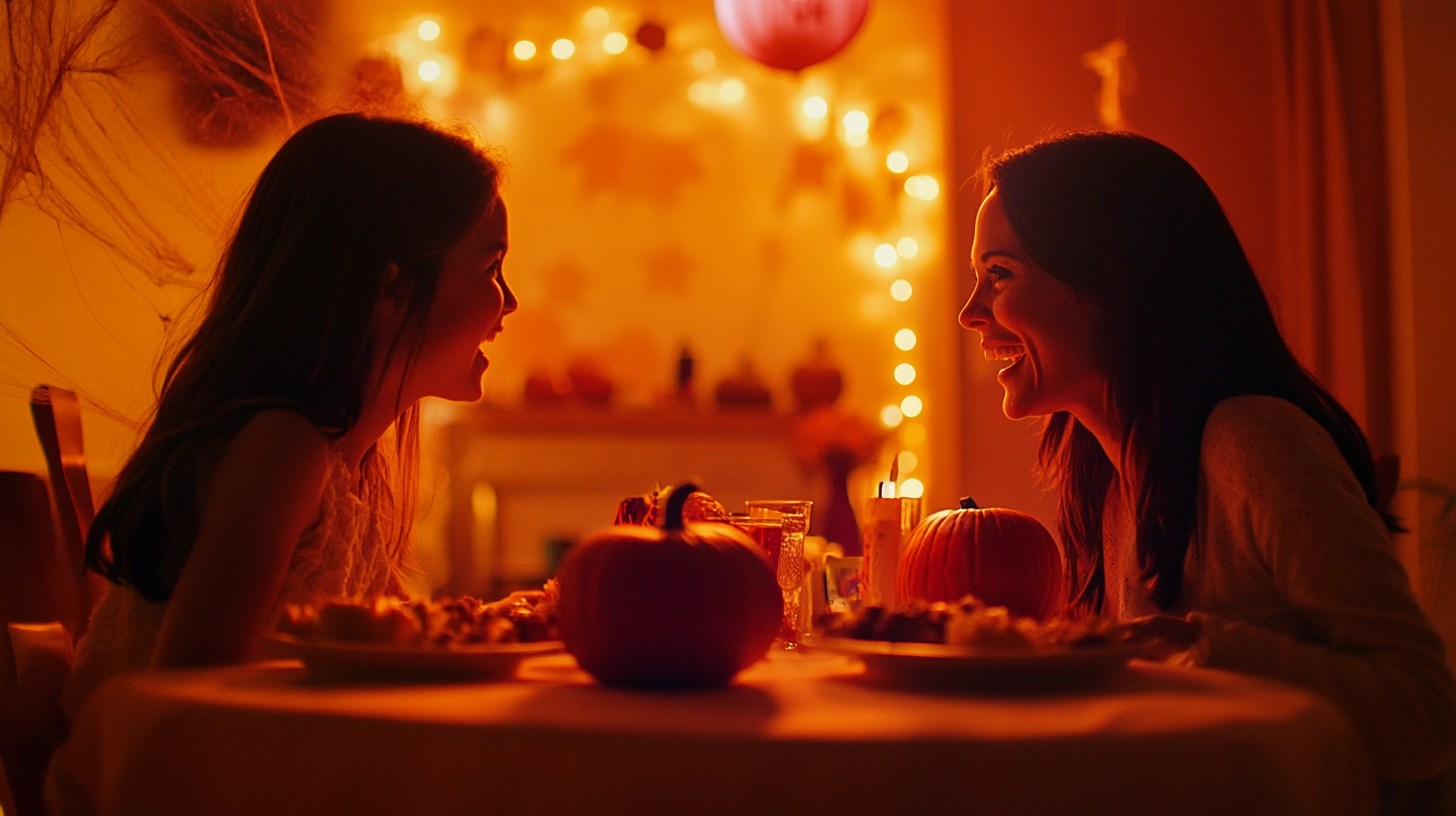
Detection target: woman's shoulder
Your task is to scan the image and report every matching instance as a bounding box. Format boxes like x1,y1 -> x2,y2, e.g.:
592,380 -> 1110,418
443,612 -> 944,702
1202,395 -> 1339,459
1199,394 -> 1362,501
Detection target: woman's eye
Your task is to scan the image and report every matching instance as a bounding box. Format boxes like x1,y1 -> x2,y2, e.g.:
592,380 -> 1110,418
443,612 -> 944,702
987,264 -> 1011,281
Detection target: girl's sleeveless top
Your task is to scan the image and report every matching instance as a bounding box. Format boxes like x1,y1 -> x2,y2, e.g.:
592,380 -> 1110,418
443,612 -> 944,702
62,451 -> 400,717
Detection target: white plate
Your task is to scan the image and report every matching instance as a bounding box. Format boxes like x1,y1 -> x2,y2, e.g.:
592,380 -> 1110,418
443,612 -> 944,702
265,634 -> 563,682
802,634 -> 1150,690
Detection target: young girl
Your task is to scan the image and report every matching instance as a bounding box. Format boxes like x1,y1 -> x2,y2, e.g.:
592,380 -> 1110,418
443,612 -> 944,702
64,112 -> 516,713
958,131 -> 1454,782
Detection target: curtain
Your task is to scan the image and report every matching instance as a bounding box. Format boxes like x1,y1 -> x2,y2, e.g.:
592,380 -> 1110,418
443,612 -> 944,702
1267,0 -> 1394,456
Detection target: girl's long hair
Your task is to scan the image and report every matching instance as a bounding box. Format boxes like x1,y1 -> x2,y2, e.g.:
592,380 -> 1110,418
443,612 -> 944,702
983,131 -> 1391,615
88,113 -> 501,602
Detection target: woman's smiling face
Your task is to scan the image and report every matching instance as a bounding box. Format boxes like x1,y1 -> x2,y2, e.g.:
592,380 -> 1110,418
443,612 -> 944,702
958,189 -> 1106,423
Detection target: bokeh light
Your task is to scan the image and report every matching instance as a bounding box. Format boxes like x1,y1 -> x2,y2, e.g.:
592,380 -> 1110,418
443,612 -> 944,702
552,39 -> 575,59
418,60 -> 441,82
880,405 -> 904,427
894,363 -> 916,385
890,279 -> 913,301
905,175 -> 940,200
417,20 -> 440,41
897,237 -> 919,258
901,395 -> 923,417
844,131 -> 867,146
843,110 -> 869,133
584,6 -> 609,26
692,49 -> 717,71
899,452 -> 919,474
603,32 -> 628,54
513,40 -> 537,60
895,328 -> 916,350
886,151 -> 909,173
689,81 -> 716,106
803,96 -> 828,118
718,77 -> 745,104
900,478 -> 925,498
874,244 -> 898,268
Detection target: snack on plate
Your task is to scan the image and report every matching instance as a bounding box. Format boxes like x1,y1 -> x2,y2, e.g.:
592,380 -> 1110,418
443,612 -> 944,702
277,583 -> 559,648
817,594 -> 1138,653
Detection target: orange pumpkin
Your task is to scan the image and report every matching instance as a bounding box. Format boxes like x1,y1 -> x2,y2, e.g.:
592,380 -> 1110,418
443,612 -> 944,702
897,497 -> 1064,620
558,483 -> 782,688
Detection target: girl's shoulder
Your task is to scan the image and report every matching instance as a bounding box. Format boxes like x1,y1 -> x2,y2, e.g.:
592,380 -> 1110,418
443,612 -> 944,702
223,409 -> 335,479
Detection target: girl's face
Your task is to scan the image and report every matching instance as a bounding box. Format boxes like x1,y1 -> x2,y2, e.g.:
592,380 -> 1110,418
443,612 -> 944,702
406,196 -> 516,403
958,189 -> 1105,423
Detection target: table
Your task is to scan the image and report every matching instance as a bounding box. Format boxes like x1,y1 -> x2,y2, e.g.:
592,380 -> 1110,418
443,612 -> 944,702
49,651 -> 1377,816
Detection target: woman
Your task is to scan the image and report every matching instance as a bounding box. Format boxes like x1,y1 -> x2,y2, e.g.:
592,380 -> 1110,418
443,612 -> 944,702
63,113 -> 516,714
958,131 -> 1454,782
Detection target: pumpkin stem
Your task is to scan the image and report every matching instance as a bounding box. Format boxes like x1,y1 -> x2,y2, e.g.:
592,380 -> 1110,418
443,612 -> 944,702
959,496 -> 980,510
662,482 -> 700,531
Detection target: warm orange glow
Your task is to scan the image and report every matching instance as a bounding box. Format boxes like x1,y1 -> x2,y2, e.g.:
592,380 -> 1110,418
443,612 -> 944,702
417,20 -> 440,41
718,78 -> 745,105
693,49 -> 717,71
890,279 -> 913,301
894,363 -> 916,384
802,96 -> 828,118
583,6 -> 609,26
418,60 -> 441,82
900,395 -> 923,417
897,237 -> 919,258
843,110 -> 869,133
886,151 -> 909,173
552,39 -> 575,59
895,328 -> 916,350
603,32 -> 628,54
900,477 -> 925,498
513,40 -> 536,60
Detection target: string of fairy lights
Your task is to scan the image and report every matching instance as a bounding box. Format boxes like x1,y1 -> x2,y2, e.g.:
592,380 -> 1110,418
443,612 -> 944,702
393,6 -> 939,501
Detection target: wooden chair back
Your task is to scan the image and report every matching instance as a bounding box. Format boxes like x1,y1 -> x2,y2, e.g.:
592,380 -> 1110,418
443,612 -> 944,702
29,385 -> 98,639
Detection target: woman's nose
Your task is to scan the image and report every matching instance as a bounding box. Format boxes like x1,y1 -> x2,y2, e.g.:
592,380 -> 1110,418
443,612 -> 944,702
959,280 -> 989,330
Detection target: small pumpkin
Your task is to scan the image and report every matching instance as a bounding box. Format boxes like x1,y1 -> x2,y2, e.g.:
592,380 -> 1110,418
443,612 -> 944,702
897,498 -> 1064,620
558,483 -> 782,688
613,486 -> 727,526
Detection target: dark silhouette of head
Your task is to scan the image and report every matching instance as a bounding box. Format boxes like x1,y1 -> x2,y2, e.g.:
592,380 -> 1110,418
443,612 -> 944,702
983,131 -> 1383,613
90,113 -> 502,600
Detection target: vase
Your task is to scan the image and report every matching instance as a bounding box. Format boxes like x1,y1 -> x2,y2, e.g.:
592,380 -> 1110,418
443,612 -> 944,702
814,453 -> 862,556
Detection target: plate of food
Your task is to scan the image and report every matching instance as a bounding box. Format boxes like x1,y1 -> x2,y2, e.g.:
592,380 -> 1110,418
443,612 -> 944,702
266,588 -> 563,681
806,597 -> 1152,690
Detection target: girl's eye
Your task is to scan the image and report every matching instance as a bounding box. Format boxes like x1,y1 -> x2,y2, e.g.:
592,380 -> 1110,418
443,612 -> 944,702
987,264 -> 1012,281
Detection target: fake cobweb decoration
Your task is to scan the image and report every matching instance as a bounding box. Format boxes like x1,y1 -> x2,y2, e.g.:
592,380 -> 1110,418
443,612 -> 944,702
0,0 -> 337,417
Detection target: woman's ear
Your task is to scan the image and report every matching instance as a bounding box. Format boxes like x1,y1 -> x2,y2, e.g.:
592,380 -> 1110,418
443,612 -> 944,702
377,262 -> 413,317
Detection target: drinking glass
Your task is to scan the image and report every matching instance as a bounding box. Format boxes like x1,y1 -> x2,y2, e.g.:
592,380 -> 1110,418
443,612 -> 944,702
746,500 -> 813,647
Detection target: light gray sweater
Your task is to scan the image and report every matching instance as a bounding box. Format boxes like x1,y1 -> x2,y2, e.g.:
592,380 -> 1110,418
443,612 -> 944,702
1104,395 -> 1456,780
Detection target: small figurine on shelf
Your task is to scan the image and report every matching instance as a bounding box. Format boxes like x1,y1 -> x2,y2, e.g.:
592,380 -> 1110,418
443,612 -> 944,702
523,370 -> 567,404
791,338 -> 844,412
676,344 -> 696,404
567,358 -> 614,407
791,406 -> 884,555
715,357 -> 774,411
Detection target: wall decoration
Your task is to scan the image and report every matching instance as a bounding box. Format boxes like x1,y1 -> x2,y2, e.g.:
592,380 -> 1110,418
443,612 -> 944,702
714,0 -> 871,72
561,123 -> 705,208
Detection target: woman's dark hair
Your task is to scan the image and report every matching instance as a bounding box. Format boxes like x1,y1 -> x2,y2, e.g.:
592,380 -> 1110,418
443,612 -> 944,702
982,131 -> 1390,615
88,112 -> 501,601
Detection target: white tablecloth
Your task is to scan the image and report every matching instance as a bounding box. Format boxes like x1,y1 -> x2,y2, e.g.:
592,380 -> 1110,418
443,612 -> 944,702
50,650 -> 1377,816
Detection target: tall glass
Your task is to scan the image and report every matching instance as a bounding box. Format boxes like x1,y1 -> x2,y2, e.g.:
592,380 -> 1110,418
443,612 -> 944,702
746,500 -> 813,647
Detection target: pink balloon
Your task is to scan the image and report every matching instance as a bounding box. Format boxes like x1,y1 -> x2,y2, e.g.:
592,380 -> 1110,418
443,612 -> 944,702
714,0 -> 871,72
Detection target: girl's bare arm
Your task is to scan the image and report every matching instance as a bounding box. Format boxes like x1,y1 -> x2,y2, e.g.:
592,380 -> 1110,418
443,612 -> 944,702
151,409 -> 331,669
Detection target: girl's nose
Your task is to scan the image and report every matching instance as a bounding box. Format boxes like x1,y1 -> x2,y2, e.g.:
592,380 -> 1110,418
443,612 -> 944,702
959,279 -> 990,330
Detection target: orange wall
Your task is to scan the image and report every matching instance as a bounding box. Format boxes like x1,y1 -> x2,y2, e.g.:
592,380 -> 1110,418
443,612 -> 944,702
947,0 -> 1281,530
